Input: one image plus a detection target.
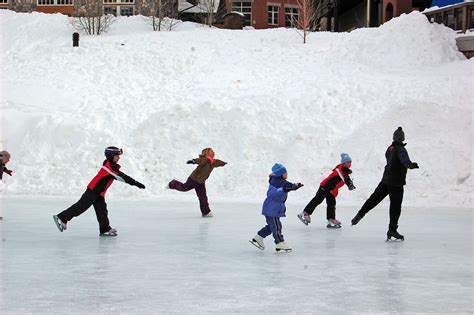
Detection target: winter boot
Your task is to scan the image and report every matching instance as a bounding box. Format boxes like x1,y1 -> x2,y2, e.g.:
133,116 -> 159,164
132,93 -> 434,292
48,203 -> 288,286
275,242 -> 292,252
387,230 -> 404,241
297,211 -> 311,225
327,219 -> 342,229
351,213 -> 363,226
100,228 -> 118,237
53,215 -> 67,232
249,235 -> 265,250
202,211 -> 213,217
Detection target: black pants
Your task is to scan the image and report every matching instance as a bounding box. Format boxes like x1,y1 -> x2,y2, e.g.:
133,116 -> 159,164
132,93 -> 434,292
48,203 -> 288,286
357,182 -> 404,231
57,189 -> 111,234
303,187 -> 336,220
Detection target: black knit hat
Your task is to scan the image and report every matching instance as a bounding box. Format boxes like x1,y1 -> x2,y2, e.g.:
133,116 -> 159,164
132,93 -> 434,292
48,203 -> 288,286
104,146 -> 123,159
393,127 -> 405,142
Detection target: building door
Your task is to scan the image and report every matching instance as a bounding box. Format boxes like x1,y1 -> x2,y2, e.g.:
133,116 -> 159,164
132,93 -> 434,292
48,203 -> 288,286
385,2 -> 393,22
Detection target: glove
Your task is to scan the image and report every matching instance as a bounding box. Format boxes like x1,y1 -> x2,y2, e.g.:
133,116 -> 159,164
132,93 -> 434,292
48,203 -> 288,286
348,182 -> 356,190
186,160 -> 195,164
135,181 -> 146,189
294,183 -> 304,190
5,169 -> 13,176
409,162 -> 419,169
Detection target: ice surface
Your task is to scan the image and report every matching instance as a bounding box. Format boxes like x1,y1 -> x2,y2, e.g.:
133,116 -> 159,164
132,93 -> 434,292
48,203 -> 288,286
1,198 -> 472,313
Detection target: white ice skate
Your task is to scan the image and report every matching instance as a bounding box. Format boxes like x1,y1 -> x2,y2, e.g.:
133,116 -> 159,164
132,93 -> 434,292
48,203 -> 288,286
327,219 -> 342,229
249,235 -> 265,250
275,242 -> 292,252
53,215 -> 67,232
202,212 -> 214,217
100,228 -> 118,237
297,211 -> 311,225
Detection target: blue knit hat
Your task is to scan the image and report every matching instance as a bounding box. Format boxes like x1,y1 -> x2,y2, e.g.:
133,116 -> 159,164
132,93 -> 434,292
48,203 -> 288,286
271,163 -> 287,177
340,153 -> 352,164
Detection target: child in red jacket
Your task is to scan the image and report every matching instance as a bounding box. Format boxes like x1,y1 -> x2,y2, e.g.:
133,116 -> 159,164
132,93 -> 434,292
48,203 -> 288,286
53,146 -> 145,236
297,153 -> 355,228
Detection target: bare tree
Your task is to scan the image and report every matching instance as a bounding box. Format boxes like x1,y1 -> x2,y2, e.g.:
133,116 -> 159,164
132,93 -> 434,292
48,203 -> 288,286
197,0 -> 226,27
150,0 -> 177,31
70,0 -> 115,35
289,0 -> 321,43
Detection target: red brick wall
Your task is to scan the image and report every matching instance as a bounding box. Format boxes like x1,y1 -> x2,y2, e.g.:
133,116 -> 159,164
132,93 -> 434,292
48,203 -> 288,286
36,5 -> 75,15
225,0 -> 301,29
383,0 -> 413,22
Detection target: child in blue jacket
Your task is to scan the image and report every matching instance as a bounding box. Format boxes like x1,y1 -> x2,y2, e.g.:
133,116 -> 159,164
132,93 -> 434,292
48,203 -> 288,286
249,163 -> 303,252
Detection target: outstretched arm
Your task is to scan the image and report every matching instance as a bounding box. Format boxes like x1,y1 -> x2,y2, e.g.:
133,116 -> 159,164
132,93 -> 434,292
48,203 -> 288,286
398,147 -> 419,169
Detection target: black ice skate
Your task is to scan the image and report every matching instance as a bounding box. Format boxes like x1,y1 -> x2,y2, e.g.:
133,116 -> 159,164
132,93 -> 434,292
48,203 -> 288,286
351,214 -> 363,226
386,230 -> 404,241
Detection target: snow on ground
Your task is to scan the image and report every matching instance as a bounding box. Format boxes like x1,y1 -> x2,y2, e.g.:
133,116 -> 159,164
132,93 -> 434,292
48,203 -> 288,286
0,198 -> 472,313
0,11 -> 473,208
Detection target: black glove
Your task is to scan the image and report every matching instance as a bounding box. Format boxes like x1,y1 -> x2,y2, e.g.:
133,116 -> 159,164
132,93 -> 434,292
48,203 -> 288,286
409,162 -> 419,169
135,181 -> 146,189
294,183 -> 304,190
348,182 -> 356,190
186,160 -> 195,164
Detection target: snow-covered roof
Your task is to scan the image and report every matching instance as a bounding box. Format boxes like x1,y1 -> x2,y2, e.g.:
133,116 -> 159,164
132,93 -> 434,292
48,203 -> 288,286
178,0 -> 221,14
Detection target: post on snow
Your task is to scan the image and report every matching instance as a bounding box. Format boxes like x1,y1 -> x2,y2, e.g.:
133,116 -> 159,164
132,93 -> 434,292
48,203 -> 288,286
73,32 -> 80,47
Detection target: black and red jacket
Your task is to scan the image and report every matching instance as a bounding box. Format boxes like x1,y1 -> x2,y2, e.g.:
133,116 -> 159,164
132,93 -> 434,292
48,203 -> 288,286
87,160 -> 138,197
320,164 -> 353,197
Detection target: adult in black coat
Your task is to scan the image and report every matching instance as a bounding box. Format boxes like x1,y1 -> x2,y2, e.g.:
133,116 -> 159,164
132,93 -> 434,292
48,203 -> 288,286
351,127 -> 419,240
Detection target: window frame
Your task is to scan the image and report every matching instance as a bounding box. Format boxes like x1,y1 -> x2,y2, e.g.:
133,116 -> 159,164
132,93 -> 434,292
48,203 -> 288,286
37,0 -> 73,5
284,6 -> 299,28
232,1 -> 252,26
268,5 -> 279,26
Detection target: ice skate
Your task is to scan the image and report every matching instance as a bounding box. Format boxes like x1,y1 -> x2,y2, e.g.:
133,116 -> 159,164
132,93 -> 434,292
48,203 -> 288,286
100,228 -> 118,237
53,215 -> 67,232
275,242 -> 292,252
249,235 -> 265,250
297,211 -> 311,225
386,230 -> 404,241
326,219 -> 342,229
351,214 -> 363,226
202,211 -> 213,217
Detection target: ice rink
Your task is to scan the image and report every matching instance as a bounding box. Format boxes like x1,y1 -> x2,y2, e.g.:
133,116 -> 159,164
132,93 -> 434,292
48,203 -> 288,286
1,197 -> 472,313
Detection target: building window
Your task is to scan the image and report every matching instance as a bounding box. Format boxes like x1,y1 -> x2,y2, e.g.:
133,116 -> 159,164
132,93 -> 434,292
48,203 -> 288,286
103,0 -> 134,3
470,8 -> 474,29
37,0 -> 73,5
119,5 -> 134,16
104,5 -> 134,16
455,9 -> 463,30
104,6 -> 117,15
0,0 -> 8,4
285,7 -> 298,27
447,10 -> 455,29
232,1 -> 252,26
268,5 -> 279,26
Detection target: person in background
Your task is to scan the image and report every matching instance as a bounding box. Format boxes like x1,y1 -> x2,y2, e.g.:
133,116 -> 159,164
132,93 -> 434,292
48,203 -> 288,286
0,150 -> 13,180
297,153 -> 355,228
250,163 -> 303,252
53,146 -> 145,237
351,127 -> 419,241
167,148 -> 226,217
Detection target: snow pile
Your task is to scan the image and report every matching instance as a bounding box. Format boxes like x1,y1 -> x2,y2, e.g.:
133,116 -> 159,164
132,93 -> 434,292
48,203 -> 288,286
0,11 -> 472,207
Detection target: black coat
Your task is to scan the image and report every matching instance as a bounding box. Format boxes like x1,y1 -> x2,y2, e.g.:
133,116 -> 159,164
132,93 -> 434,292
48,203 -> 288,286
381,142 -> 413,186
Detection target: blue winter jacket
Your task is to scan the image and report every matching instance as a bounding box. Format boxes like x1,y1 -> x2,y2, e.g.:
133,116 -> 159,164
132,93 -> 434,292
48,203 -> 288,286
261,175 -> 299,217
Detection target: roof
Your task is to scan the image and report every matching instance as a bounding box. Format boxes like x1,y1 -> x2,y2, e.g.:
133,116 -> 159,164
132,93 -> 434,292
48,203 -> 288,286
179,0 -> 221,14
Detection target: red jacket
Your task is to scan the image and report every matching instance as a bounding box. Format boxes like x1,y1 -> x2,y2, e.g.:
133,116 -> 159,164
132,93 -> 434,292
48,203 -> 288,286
87,160 -> 137,197
320,164 -> 353,197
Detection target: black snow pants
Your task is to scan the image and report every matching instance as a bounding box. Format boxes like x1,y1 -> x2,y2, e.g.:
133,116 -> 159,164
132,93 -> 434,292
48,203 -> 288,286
303,187 -> 337,220
357,182 -> 404,231
57,189 -> 111,234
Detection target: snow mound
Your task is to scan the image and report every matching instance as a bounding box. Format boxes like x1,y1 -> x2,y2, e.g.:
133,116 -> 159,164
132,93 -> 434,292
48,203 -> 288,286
0,10 -> 472,208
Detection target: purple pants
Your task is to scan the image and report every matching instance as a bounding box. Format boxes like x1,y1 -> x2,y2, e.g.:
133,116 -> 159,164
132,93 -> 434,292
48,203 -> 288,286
169,177 -> 211,215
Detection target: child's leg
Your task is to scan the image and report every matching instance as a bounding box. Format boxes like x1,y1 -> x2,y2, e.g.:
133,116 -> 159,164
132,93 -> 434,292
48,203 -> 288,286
57,190 -> 97,223
257,224 -> 272,238
168,177 -> 197,192
194,183 -> 211,215
266,216 -> 284,244
326,194 -> 336,220
303,187 -> 326,215
93,196 -> 111,234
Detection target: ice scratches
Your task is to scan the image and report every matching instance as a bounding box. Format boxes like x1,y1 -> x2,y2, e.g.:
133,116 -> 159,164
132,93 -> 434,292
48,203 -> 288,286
457,173 -> 470,185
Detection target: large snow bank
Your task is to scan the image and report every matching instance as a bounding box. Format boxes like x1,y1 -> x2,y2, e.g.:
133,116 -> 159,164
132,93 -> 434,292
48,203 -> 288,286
0,11 -> 472,207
